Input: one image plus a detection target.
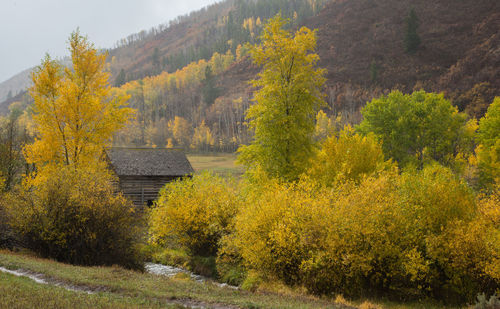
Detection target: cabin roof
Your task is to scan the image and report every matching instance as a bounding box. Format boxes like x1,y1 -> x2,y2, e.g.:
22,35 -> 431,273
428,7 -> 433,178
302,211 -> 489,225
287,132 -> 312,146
106,148 -> 194,177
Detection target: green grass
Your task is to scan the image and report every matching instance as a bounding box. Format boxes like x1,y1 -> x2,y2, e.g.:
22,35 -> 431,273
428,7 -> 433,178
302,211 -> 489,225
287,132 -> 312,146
0,250 -> 466,309
0,250 -> 345,309
0,271 -> 175,309
187,153 -> 244,176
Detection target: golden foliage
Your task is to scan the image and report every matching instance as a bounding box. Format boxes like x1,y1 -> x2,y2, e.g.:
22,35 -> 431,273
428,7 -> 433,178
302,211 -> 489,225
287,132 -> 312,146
230,176 -> 332,285
238,15 -> 326,181
25,31 -> 133,170
308,125 -> 391,186
169,116 -> 192,149
2,163 -> 143,269
149,172 -> 239,256
220,164 -> 497,302
191,120 -> 215,151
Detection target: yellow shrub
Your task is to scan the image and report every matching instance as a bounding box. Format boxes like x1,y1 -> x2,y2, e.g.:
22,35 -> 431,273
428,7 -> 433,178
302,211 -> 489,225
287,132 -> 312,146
229,164 -> 493,303
426,190 -> 500,300
302,171 -> 404,296
302,165 -> 485,301
149,172 -> 239,256
3,164 -> 143,269
230,177 -> 332,285
308,126 -> 390,187
476,141 -> 500,191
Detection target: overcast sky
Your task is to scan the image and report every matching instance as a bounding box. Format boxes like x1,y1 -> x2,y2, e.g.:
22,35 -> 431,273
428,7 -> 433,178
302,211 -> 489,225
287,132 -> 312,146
0,0 -> 221,83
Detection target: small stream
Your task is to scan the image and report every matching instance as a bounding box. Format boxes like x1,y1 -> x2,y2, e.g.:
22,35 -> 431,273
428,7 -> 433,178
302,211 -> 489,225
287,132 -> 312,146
0,263 -> 238,309
145,262 -> 238,290
0,263 -> 237,291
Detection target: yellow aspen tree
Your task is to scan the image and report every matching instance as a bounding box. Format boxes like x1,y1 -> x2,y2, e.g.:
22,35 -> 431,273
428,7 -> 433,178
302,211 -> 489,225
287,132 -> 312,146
169,116 -> 192,149
238,15 -> 326,181
192,120 -> 215,151
25,31 -> 134,170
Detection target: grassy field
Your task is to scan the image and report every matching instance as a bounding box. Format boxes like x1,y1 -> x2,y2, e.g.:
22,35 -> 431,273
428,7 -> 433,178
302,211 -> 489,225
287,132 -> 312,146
0,250 -> 464,309
0,250 -> 348,309
187,153 -> 244,176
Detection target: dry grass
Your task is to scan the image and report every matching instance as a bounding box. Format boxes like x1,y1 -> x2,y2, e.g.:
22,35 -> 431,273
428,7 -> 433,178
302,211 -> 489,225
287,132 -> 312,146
187,153 -> 244,176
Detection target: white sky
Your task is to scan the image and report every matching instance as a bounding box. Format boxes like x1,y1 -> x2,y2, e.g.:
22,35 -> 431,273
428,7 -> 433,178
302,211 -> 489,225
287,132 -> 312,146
0,0 -> 221,83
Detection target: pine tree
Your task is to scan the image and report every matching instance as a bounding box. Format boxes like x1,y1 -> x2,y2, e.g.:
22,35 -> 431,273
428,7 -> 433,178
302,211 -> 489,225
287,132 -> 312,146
115,68 -> 127,87
202,66 -> 220,106
370,60 -> 379,83
404,8 -> 421,54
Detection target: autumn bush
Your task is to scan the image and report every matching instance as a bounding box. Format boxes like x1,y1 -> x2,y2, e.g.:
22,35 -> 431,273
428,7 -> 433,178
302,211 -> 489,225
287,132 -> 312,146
221,164 -> 499,303
2,165 -> 144,269
149,172 -> 239,257
227,177 -> 332,286
308,126 -> 391,186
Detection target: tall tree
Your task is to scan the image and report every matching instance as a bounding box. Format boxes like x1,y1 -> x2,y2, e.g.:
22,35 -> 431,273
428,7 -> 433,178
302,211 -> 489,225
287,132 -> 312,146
202,66 -> 219,106
152,47 -> 161,73
404,8 -> 421,54
238,15 -> 326,181
475,97 -> 500,190
25,31 -> 134,170
0,104 -> 27,191
115,68 -> 127,87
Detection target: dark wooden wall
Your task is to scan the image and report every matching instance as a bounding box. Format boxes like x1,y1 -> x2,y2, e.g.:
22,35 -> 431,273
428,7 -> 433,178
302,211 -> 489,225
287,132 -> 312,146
117,175 -> 178,207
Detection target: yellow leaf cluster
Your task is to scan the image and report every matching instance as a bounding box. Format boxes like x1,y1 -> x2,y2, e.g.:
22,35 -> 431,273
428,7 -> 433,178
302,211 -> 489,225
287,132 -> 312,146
149,172 -> 239,256
25,31 -> 133,170
221,164 -> 498,301
308,125 -> 392,186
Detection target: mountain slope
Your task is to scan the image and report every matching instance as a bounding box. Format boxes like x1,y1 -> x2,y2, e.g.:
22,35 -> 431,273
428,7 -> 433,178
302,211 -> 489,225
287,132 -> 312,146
304,0 -> 499,117
1,0 -> 498,150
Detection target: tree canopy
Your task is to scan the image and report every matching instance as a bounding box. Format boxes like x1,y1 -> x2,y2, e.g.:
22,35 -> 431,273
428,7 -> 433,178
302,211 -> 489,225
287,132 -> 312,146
476,97 -> 500,190
25,31 -> 134,170
238,15 -> 326,181
357,90 -> 467,168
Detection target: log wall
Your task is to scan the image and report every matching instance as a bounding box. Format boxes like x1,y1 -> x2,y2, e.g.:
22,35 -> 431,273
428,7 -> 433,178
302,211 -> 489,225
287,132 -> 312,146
117,175 -> 178,207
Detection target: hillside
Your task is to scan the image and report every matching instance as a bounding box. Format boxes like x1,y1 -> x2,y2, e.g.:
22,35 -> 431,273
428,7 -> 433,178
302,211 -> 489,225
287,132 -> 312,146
0,68 -> 32,105
1,0 -> 498,150
307,0 -> 500,118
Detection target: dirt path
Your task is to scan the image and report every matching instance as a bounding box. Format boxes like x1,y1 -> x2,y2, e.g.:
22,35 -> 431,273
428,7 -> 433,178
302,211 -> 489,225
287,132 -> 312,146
0,266 -> 239,309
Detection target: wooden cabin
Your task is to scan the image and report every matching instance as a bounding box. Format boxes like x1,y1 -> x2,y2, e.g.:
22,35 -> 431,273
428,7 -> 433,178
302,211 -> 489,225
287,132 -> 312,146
106,148 -> 194,207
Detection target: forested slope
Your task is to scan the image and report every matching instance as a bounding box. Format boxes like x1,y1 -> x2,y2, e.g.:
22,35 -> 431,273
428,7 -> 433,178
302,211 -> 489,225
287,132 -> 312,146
1,0 -> 498,151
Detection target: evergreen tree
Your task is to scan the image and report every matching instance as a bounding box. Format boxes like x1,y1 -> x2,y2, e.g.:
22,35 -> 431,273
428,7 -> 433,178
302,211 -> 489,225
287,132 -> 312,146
115,68 -> 127,87
202,66 -> 219,106
404,8 -> 421,54
370,60 -> 378,84
152,47 -> 161,73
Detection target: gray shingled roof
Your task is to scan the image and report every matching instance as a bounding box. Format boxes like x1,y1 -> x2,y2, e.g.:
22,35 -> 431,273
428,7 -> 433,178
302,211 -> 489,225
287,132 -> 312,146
106,148 -> 194,177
